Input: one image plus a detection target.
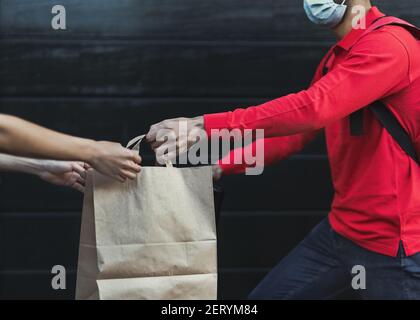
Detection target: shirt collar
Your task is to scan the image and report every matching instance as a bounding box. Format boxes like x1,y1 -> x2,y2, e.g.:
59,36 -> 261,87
336,6 -> 385,51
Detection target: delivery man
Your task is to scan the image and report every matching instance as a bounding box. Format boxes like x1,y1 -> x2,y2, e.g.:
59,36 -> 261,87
146,0 -> 420,299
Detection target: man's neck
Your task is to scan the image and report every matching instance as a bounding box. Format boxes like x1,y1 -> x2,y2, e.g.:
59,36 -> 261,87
333,1 -> 372,39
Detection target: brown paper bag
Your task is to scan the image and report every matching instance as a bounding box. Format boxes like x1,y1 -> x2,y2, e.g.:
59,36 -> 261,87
75,135 -> 217,300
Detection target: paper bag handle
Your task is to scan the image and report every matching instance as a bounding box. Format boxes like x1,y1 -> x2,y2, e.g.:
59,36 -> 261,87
126,135 -> 173,167
126,134 -> 145,152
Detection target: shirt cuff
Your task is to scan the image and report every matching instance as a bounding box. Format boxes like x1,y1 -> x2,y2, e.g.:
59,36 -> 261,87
217,160 -> 245,176
203,112 -> 231,136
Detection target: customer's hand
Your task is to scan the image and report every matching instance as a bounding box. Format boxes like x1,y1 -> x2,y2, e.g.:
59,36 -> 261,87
89,141 -> 142,182
146,116 -> 205,163
38,160 -> 87,192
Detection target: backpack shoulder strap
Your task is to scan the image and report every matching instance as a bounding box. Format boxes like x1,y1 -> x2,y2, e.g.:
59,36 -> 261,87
368,102 -> 419,164
351,17 -> 420,164
365,16 -> 420,40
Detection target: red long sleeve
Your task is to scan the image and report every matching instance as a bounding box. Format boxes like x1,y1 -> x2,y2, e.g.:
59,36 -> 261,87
217,132 -> 318,175
204,31 -> 410,138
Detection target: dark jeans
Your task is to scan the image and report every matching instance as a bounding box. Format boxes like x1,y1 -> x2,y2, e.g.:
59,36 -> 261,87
249,218 -> 420,300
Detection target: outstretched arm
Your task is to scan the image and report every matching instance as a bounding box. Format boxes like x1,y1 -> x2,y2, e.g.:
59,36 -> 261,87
0,153 -> 87,192
203,32 -> 409,137
147,31 -> 410,157
213,131 -> 319,179
0,114 -> 141,182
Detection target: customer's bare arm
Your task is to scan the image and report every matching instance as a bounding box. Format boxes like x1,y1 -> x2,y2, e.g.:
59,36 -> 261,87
0,153 -> 86,192
0,114 -> 141,182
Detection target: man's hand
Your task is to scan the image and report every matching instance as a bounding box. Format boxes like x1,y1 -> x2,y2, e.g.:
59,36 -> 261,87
38,160 -> 87,193
88,141 -> 142,182
212,164 -> 223,181
146,116 -> 205,163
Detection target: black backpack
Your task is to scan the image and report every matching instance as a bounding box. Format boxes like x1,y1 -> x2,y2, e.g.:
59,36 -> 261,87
323,16 -> 420,164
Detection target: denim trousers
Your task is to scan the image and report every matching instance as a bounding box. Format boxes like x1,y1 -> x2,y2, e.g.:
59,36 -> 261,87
249,218 -> 420,300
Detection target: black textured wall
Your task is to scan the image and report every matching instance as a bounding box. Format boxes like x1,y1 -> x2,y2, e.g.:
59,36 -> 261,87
0,0 -> 419,299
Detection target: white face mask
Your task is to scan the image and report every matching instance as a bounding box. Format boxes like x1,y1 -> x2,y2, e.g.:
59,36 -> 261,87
303,0 -> 348,28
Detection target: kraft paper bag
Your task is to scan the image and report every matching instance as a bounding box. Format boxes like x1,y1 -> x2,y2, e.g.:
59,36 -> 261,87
75,135 -> 217,300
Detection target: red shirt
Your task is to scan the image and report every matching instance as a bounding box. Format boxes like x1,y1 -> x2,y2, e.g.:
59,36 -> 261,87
204,7 -> 420,257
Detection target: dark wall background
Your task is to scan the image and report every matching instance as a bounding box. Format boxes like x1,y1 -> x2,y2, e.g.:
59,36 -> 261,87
0,0 -> 419,299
